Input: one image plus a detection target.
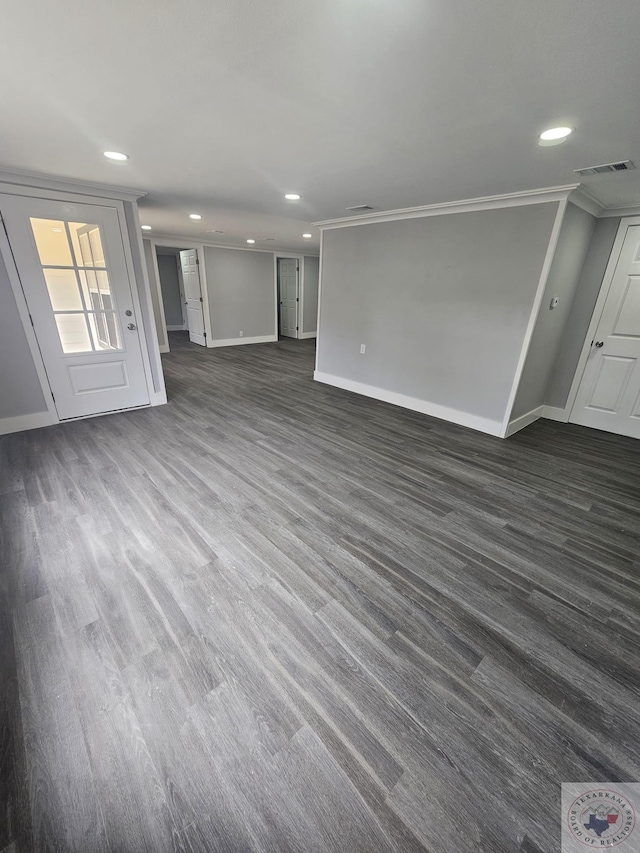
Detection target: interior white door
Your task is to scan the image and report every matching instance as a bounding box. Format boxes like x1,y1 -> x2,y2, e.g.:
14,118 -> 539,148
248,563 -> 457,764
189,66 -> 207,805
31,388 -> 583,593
279,258 -> 298,338
180,249 -> 206,345
571,224 -> 640,439
0,193 -> 150,420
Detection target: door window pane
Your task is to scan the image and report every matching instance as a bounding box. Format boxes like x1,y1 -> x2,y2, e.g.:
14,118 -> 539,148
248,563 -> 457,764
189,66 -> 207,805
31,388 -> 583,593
78,269 -> 113,310
87,312 -> 121,350
69,222 -> 106,267
31,217 -> 123,355
30,219 -> 73,266
54,314 -> 92,353
43,269 -> 82,311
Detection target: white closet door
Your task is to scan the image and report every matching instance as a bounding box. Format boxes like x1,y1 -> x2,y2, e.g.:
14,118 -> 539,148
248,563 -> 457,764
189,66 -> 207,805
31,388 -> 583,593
571,225 -> 640,439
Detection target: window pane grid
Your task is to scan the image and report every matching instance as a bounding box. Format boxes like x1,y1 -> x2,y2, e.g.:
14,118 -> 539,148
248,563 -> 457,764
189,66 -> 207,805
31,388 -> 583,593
30,218 -> 122,354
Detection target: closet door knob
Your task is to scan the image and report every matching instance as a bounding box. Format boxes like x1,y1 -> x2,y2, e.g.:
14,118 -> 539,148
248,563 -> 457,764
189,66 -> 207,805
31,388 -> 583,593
595,341 -> 604,348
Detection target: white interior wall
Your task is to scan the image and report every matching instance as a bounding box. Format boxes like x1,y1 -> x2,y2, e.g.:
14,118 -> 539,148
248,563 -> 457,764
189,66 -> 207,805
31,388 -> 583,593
315,200 -> 561,435
544,217 -> 621,412
0,250 -> 48,425
204,246 -> 276,346
508,202 -> 596,428
302,256 -> 319,337
143,238 -> 169,354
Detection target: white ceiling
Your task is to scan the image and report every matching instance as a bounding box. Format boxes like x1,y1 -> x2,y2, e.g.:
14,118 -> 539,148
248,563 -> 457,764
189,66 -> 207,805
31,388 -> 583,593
1,0 -> 640,252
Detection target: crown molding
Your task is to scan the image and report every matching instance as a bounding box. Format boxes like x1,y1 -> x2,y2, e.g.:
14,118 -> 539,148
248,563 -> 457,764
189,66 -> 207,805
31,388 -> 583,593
599,202 -> 640,218
568,185 -> 605,217
0,167 -> 146,201
313,184 -> 579,230
148,231 -> 319,256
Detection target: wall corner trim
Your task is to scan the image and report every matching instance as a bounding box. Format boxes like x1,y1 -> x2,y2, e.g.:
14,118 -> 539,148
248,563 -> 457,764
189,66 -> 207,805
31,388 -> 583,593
0,411 -> 58,436
502,406 -> 544,438
541,405 -> 569,423
312,184 -> 578,230
210,334 -> 277,348
500,198 -> 569,435
313,371 -> 503,437
569,186 -> 605,218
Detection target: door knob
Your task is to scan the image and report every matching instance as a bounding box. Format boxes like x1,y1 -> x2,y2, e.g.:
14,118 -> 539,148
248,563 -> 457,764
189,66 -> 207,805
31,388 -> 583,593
127,323 -> 137,330
595,340 -> 604,348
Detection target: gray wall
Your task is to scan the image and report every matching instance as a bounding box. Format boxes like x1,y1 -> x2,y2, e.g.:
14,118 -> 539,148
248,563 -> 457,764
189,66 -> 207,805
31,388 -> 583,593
545,217 -> 621,410
510,202 -> 595,420
204,247 -> 275,341
143,238 -> 166,348
303,256 -> 319,334
317,203 -> 559,423
0,252 -> 48,419
157,253 -> 183,327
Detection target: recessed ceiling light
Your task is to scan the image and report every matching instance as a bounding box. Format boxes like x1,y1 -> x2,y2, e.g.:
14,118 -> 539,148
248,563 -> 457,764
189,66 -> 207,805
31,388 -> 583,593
538,127 -> 573,146
189,213 -> 202,220
103,151 -> 129,161
285,193 -> 301,201
302,233 -> 312,239
247,239 -> 256,244
540,127 -> 573,141
141,225 -> 152,230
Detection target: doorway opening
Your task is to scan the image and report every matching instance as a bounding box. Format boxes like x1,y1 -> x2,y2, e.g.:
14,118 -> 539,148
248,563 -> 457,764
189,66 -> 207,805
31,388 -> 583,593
276,256 -> 299,338
154,244 -> 207,348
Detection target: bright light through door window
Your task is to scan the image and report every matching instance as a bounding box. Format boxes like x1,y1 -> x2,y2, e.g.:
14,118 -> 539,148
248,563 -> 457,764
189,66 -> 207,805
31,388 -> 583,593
30,218 -> 122,354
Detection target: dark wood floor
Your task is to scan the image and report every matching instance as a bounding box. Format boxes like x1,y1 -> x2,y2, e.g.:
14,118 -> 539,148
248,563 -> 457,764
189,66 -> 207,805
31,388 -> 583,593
1,332 -> 639,853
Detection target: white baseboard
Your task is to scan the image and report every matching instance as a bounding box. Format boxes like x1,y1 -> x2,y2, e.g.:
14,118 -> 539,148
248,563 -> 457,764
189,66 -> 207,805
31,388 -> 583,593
503,406 -> 544,438
166,324 -> 186,332
313,371 -> 503,437
0,410 -> 58,436
298,331 -> 317,339
542,405 -> 569,423
211,334 -> 277,348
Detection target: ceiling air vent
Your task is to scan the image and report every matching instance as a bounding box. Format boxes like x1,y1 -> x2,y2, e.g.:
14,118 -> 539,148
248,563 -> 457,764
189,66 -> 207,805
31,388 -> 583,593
345,204 -> 374,212
574,160 -> 635,177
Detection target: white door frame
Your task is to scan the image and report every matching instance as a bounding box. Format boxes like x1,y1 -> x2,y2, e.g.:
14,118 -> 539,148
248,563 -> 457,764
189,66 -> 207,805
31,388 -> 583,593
150,238 -> 213,348
561,216 -> 640,423
0,189 -> 158,430
274,253 -> 304,339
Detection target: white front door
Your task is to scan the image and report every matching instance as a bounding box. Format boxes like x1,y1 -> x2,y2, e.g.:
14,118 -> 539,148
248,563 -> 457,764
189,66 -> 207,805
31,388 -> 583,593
279,258 -> 298,338
180,249 -> 206,346
571,224 -> 640,439
0,194 -> 150,420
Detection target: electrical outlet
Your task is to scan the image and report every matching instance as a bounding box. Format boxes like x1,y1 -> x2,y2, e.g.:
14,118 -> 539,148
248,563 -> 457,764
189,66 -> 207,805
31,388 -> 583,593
360,344 -> 366,354
239,330 -> 243,337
